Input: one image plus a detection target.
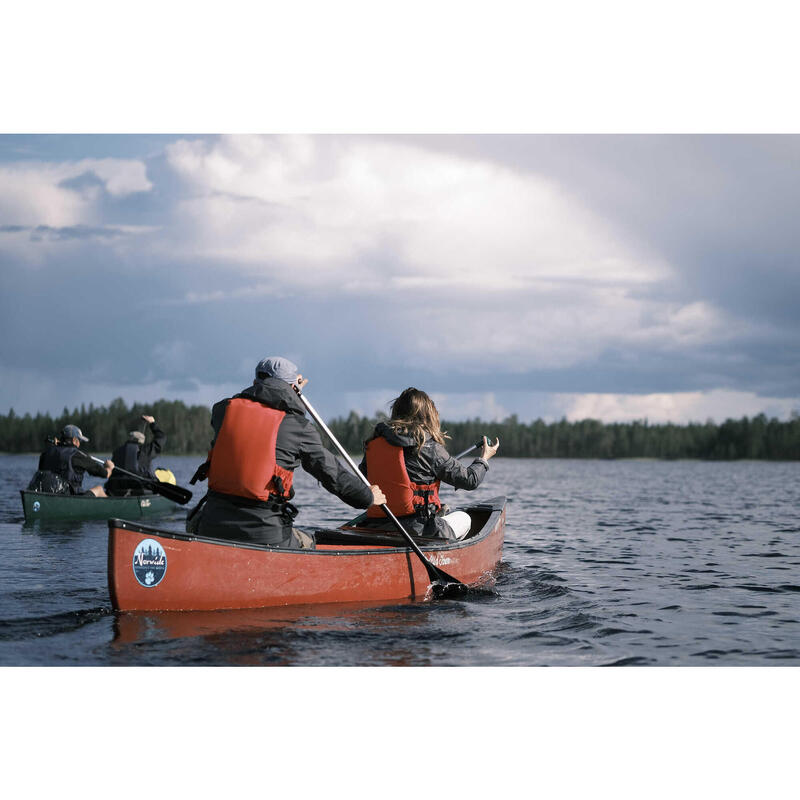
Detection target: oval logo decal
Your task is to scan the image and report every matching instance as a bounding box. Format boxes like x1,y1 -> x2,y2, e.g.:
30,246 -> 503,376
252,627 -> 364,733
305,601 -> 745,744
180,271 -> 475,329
132,538 -> 167,588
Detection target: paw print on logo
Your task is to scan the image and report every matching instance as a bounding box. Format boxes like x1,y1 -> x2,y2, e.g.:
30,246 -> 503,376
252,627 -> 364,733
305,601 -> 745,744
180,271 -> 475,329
145,571 -> 155,585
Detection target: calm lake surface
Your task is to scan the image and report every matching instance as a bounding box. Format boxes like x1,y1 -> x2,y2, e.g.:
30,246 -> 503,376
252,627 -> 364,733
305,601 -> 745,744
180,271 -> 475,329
1,453 -> 798,666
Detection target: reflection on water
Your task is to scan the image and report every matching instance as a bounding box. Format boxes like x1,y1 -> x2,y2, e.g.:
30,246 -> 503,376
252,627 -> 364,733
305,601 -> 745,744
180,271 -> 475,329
111,600 -> 452,666
113,600 -> 415,643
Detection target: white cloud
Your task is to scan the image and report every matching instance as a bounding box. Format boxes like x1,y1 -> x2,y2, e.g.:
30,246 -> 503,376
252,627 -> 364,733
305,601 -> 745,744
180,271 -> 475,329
558,389 -> 800,424
158,134 -> 744,374
335,388 -> 799,426
430,392 -> 511,423
163,282 -> 286,306
0,158 -> 152,228
317,386 -> 800,427
383,287 -> 738,373
86,159 -> 152,197
4,136 -> 783,416
163,134 -> 669,288
338,389 -> 511,423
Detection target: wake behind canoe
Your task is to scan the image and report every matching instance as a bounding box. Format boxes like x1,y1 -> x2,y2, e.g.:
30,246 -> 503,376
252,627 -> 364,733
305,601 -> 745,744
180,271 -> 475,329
21,489 -> 181,522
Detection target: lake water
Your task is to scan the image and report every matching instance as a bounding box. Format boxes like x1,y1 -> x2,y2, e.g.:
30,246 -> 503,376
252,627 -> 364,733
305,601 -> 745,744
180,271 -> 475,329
0,453 -> 798,666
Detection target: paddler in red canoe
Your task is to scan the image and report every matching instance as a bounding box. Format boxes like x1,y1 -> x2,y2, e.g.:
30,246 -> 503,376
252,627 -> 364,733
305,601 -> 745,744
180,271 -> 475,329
358,387 -> 499,540
188,356 -> 386,549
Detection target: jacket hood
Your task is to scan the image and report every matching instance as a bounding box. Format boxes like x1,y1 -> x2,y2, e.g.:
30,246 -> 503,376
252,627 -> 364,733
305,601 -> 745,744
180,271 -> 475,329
374,420 -> 417,447
239,377 -> 306,414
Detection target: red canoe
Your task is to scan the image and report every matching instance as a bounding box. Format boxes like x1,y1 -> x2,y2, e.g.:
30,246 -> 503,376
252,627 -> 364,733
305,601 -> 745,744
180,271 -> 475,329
108,496 -> 506,611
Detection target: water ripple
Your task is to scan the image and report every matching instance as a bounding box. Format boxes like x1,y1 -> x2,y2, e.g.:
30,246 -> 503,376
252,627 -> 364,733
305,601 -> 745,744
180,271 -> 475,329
1,455 -> 799,665
0,606 -> 110,642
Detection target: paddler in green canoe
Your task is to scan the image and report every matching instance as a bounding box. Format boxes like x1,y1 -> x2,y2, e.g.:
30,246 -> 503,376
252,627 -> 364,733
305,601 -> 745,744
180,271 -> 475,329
105,414 -> 167,496
27,424 -> 114,497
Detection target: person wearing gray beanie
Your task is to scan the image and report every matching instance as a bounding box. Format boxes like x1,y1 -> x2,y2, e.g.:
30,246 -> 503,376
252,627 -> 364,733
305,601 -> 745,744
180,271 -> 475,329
188,356 -> 386,549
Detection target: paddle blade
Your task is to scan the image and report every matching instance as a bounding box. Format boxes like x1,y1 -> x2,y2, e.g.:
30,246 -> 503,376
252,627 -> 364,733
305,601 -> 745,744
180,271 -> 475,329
427,576 -> 470,599
151,480 -> 193,505
423,564 -> 469,599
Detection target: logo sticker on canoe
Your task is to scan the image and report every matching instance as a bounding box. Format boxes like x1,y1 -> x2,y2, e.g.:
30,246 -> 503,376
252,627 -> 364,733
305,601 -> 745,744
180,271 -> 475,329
33,501 -> 40,512
140,498 -> 151,508
133,538 -> 167,588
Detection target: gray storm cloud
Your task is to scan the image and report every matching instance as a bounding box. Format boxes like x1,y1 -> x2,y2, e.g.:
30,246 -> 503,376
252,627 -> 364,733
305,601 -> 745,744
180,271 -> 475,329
0,134 -> 798,421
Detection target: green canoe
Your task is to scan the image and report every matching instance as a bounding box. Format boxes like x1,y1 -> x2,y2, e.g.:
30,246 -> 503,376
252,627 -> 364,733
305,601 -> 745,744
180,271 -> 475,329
20,489 -> 181,522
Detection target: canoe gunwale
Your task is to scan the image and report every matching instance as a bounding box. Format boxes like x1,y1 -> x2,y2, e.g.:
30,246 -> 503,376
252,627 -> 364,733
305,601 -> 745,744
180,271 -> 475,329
22,489 -> 159,501
107,497 -> 505,558
21,488 -> 178,522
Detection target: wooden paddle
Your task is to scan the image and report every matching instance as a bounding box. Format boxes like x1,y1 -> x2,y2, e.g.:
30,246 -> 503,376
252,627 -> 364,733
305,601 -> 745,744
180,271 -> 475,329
92,456 -> 193,505
293,385 -> 468,597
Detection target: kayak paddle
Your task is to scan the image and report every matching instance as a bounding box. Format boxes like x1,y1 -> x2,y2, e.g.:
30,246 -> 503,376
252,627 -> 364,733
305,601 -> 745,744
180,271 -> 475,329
293,385 -> 468,598
92,456 -> 193,505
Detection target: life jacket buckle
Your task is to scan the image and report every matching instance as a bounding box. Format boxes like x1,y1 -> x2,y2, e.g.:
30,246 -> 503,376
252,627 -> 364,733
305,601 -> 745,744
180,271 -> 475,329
281,501 -> 299,522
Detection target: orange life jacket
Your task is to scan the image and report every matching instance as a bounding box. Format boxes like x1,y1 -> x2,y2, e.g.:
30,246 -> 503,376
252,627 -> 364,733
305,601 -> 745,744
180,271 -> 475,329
207,397 -> 294,503
364,436 -> 441,518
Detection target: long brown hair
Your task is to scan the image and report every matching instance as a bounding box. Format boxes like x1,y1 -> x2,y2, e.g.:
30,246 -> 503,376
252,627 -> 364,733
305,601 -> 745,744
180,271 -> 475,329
388,387 -> 449,450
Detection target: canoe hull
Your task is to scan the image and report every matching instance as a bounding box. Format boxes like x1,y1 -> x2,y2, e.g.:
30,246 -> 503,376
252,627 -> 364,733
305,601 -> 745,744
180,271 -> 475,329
108,497 -> 506,611
21,490 -> 179,522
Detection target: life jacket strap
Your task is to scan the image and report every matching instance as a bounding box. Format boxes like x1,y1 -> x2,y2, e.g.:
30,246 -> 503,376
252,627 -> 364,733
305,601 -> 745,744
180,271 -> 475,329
209,488 -> 298,514
190,459 -> 210,485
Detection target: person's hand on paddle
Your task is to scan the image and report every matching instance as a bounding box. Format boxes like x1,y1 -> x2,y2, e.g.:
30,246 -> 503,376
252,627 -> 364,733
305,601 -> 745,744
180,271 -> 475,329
480,436 -> 500,461
371,484 -> 387,506
294,375 -> 309,391
142,415 -> 155,424
104,459 -> 115,477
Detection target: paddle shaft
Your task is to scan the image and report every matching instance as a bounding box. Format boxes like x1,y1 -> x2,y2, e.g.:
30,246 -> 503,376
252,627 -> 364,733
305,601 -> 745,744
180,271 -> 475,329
454,439 -> 490,460
91,456 -> 192,504
92,455 -> 156,483
294,389 -> 466,589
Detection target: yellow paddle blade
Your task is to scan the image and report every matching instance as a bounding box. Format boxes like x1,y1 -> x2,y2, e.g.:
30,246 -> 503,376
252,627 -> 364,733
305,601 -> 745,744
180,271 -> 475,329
154,468 -> 176,485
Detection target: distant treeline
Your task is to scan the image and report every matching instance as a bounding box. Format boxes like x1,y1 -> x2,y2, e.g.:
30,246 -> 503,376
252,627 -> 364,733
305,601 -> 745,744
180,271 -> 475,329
1,400 -> 799,460
0,399 -> 212,455
327,410 -> 800,460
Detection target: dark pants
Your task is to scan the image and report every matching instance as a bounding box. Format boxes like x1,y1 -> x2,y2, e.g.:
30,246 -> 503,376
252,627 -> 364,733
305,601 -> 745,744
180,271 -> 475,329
194,492 -> 314,549
358,511 -> 456,540
105,477 -> 152,497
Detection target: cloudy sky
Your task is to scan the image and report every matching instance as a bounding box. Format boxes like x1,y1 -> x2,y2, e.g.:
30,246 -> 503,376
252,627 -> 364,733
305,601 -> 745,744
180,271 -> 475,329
1,133 -> 798,424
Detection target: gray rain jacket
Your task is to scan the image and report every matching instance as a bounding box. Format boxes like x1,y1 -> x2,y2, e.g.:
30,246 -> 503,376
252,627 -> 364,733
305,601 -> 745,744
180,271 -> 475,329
197,377 -> 374,547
